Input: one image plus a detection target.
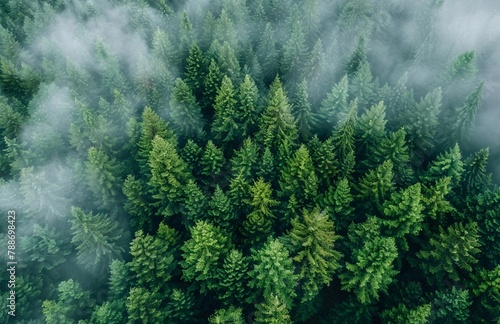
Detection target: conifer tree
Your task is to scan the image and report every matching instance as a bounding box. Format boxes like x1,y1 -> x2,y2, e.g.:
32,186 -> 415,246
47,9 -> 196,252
279,144 -> 318,208
242,178 -> 278,245
235,74 -> 260,138
123,174 -> 154,231
70,207 -> 124,271
216,249 -> 251,307
148,136 -> 191,217
256,76 -> 299,169
202,58 -> 224,113
249,239 -> 299,308
169,78 -> 204,139
180,220 -> 232,293
181,179 -> 208,226
345,35 -> 368,76
356,160 -> 395,212
356,101 -> 387,158
332,99 -> 357,177
309,136 -> 339,190
200,140 -> 225,185
323,178 -> 355,230
452,82 -> 484,144
281,20 -> 308,90
422,143 -> 464,187
130,224 -> 180,290
231,137 -> 258,180
292,79 -> 317,141
209,306 -> 245,324
164,288 -> 198,322
421,176 -> 454,221
208,185 -> 237,233
381,183 -> 424,250
431,287 -> 472,323
185,43 -> 206,99
349,62 -> 375,110
417,222 -> 481,283
126,287 -> 165,323
136,106 -> 176,174
109,260 -> 130,300
286,208 -> 342,302
254,293 -> 293,324
212,75 -> 239,144
257,23 -> 278,83
341,219 -> 399,304
257,147 -> 276,183
319,75 -> 349,135
462,148 -> 492,193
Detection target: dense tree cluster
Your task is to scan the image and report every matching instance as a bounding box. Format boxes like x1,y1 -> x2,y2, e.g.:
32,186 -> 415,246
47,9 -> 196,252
0,0 -> 499,322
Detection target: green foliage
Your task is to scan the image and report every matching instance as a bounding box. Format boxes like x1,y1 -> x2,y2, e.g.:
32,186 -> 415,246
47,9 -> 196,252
453,82 -> 484,144
212,75 -> 239,144
70,206 -> 124,271
235,74 -> 260,138
90,300 -> 126,324
180,220 -> 232,293
254,293 -> 293,324
292,79 -> 316,140
286,208 -> 342,302
319,75 -> 349,135
381,303 -> 431,324
341,218 -> 399,304
422,143 -> 464,187
242,178 -> 278,245
169,78 -> 204,139
126,287 -> 165,323
462,148 -> 492,193
249,239 -> 299,308
209,306 -> 244,324
181,179 -> 208,225
200,140 -> 225,181
417,222 -> 481,282
185,43 -> 206,97
431,287 -> 472,323
356,160 -> 395,212
217,249 -> 251,307
230,137 -> 258,180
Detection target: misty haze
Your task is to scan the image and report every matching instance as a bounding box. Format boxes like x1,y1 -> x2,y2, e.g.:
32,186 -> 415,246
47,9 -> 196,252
0,0 -> 499,322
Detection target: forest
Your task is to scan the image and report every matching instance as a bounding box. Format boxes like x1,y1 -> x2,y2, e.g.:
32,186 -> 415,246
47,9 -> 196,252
0,0 -> 499,322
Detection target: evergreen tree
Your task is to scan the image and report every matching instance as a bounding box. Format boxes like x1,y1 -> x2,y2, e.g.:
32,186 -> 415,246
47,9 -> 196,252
180,220 -> 232,293
169,78 -> 204,139
319,75 -> 349,135
231,137 -> 258,180
323,178 -> 355,230
341,219 -> 399,304
254,293 -> 293,324
356,101 -> 387,159
286,208 -> 342,302
217,249 -> 251,307
257,23 -> 278,83
249,238 -> 299,308
242,178 -> 278,246
356,160 -> 395,212
345,35 -> 368,76
209,306 -> 245,324
202,58 -> 224,112
130,224 -> 180,290
422,143 -> 464,187
332,99 -> 357,177
417,222 -> 481,283
292,79 -> 317,141
462,148 -> 492,193
185,42 -> 206,99
431,287 -> 472,323
126,287 -> 165,323
123,174 -> 154,231
181,179 -> 208,226
279,144 -> 318,208
421,176 -> 454,221
212,75 -> 239,144
208,185 -> 237,233
452,82 -> 484,144
281,20 -> 308,90
257,147 -> 276,183
148,136 -> 191,217
200,140 -> 225,185
235,74 -> 260,138
164,288 -> 198,322
349,62 -> 375,110
70,206 -> 124,271
181,139 -> 203,173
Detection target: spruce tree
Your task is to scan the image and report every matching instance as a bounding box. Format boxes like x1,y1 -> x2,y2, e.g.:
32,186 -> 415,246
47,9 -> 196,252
286,208 -> 342,302
169,78 -> 204,139
216,249 -> 251,307
292,79 -> 317,141
422,143 -> 464,187
319,75 -> 349,135
235,74 -> 260,138
212,75 -> 239,144
254,293 -> 293,324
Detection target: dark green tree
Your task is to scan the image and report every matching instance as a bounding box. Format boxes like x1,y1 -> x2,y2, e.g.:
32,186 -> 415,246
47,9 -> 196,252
319,75 -> 349,135
431,287 -> 472,323
169,78 -> 204,139
235,74 -> 260,138
185,43 -> 206,98
422,143 -> 464,187
70,206 -> 124,271
209,306 -> 245,324
212,75 -> 239,144
292,79 -> 317,141
216,249 -> 251,307
417,222 -> 481,283
452,82 -> 484,144
248,238 -> 299,308
254,293 -> 293,324
208,185 -> 237,233
286,208 -> 342,302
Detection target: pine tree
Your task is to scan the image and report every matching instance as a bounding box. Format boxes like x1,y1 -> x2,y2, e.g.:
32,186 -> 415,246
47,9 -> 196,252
462,148 -> 492,193
254,293 -> 293,324
181,179 -> 208,226
319,75 -> 349,135
345,35 -> 368,76
281,20 -> 308,90
349,62 -> 375,110
90,300 -> 126,324
212,75 -> 239,144
70,207 -> 124,271
431,287 -> 472,323
202,58 -> 224,112
123,174 -> 154,231
323,178 -> 355,230
230,137 -> 258,180
42,279 -> 95,324
209,306 -> 245,324
200,140 -> 225,185
249,238 -> 299,308
356,160 -> 395,212
85,147 -> 123,209
417,222 -> 481,282
109,260 -> 130,300
256,77 -> 299,169
208,185 -> 238,233
257,147 -> 276,183
286,208 -> 342,302
292,79 -> 317,141
235,74 -> 260,138
148,136 -> 191,217
341,219 -> 399,304
126,287 -> 165,323
217,249 -> 251,307
257,23 -> 278,83
136,106 -> 176,174
130,224 -> 180,290
164,288 -> 198,322
452,82 -> 484,144
356,101 -> 386,159
381,183 -> 424,250
332,99 -> 357,176
421,176 -> 454,221
279,144 -> 318,208
180,220 -> 232,293
242,178 -> 278,246
422,143 -> 464,187
185,43 -> 206,99
169,78 -> 204,139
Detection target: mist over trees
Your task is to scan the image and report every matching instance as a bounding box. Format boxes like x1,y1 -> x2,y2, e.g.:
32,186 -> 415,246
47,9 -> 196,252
0,0 -> 499,322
